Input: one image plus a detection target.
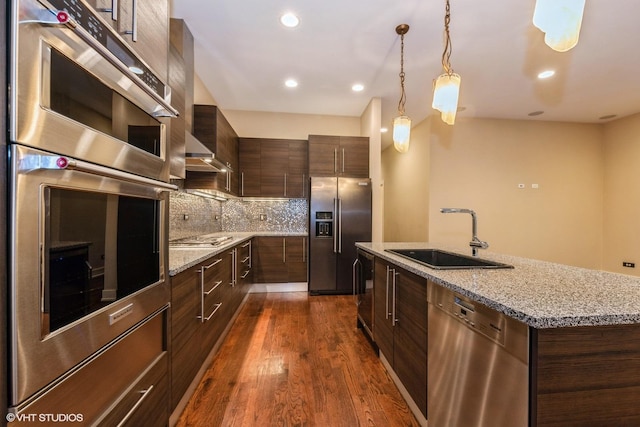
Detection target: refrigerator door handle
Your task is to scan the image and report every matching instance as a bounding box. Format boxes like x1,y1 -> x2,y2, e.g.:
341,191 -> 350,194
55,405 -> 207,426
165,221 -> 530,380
338,198 -> 343,253
333,199 -> 340,254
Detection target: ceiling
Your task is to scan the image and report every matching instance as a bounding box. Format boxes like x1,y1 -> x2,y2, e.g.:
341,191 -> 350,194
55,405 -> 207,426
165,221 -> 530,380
170,0 -> 640,150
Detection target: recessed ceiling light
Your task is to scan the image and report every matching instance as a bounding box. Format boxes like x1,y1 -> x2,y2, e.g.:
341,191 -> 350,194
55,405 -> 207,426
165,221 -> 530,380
280,12 -> 299,28
537,70 -> 555,79
285,79 -> 298,88
352,84 -> 364,92
380,127 -> 388,133
528,110 -> 544,116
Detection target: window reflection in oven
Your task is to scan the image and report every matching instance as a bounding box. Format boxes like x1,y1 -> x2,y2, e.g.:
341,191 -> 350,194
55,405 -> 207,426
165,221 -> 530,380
44,188 -> 160,334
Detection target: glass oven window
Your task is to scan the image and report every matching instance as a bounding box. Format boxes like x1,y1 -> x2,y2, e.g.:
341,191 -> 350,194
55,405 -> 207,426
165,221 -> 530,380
45,188 -> 161,334
48,48 -> 161,157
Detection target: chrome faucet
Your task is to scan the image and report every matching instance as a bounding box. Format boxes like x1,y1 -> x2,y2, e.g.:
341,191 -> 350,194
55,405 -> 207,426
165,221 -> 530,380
440,208 -> 489,256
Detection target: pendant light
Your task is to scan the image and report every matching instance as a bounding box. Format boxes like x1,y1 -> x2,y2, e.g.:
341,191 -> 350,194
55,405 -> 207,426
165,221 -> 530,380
533,0 -> 586,52
393,24 -> 411,153
432,0 -> 461,125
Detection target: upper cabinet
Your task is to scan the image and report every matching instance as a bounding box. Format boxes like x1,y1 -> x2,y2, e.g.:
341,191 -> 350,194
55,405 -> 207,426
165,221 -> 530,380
87,0 -> 169,83
167,19 -> 194,179
308,135 -> 369,178
186,105 -> 239,196
238,138 -> 308,198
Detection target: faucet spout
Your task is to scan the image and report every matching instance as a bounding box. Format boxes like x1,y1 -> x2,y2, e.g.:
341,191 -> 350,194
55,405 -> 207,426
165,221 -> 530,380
440,208 -> 489,256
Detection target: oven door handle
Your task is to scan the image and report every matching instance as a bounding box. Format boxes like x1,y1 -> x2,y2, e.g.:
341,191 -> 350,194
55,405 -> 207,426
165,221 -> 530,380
32,155 -> 177,191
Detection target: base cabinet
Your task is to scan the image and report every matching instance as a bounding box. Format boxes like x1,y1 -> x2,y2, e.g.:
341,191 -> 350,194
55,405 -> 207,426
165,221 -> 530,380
373,257 -> 427,418
169,240 -> 251,411
253,236 -> 307,283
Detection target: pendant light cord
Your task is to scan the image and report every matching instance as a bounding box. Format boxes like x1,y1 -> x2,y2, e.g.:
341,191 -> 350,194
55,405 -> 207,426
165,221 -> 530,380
441,0 -> 454,75
398,31 -> 407,115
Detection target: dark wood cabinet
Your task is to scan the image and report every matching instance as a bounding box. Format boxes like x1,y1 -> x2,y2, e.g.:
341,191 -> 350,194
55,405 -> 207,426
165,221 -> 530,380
285,236 -> 307,282
87,0 -> 169,82
253,236 -> 307,283
167,19 -> 194,179
187,105 -> 239,195
238,139 -> 262,197
238,138 -> 308,198
260,139 -> 289,197
373,257 -> 427,418
169,241 -> 251,411
308,135 -> 369,178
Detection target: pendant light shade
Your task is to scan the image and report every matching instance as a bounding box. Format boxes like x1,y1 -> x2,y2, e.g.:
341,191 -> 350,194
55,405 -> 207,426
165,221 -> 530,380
432,0 -> 460,125
432,73 -> 461,125
392,115 -> 411,153
533,0 -> 585,52
392,24 -> 411,153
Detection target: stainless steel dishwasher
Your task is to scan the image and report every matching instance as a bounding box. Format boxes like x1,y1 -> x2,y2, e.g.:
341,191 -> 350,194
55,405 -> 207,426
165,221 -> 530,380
427,282 -> 529,427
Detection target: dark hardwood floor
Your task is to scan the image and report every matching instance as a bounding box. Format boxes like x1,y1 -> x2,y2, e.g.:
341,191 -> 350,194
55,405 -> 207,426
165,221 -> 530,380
176,292 -> 420,426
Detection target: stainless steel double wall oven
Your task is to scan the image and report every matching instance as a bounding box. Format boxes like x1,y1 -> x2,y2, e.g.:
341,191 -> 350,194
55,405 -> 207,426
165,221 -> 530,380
9,0 -> 177,413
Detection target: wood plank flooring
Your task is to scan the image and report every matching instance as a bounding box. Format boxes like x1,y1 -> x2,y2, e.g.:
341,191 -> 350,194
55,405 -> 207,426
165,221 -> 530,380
176,292 -> 420,426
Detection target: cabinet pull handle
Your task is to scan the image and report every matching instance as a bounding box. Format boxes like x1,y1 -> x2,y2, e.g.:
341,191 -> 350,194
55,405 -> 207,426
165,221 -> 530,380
96,0 -> 118,21
392,270 -> 399,326
302,237 -> 306,262
123,0 -> 138,41
241,172 -> 245,196
302,174 -> 306,198
248,240 -> 252,268
282,238 -> 286,263
342,148 -> 345,173
204,280 -> 222,296
201,302 -> 222,322
116,384 -> 154,427
201,258 -> 223,270
241,256 -> 250,263
284,173 -> 287,197
385,266 -> 391,319
334,148 -> 338,173
241,270 -> 250,279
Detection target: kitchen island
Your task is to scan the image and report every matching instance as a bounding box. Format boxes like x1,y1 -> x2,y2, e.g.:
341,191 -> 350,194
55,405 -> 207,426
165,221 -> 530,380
357,242 -> 640,427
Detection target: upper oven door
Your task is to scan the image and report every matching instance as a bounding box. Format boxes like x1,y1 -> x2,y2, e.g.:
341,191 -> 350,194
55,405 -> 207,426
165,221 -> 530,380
9,145 -> 172,407
11,0 -> 177,182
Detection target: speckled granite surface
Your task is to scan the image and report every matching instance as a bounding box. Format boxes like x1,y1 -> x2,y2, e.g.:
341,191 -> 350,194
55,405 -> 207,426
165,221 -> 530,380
169,231 -> 307,276
357,242 -> 640,329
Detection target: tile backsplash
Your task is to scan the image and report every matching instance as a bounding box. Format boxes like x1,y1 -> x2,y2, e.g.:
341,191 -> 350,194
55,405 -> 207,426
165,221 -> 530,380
169,190 -> 308,240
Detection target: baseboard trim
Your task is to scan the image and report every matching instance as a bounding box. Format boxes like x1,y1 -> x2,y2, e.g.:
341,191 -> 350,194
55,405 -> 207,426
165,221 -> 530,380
249,282 -> 308,293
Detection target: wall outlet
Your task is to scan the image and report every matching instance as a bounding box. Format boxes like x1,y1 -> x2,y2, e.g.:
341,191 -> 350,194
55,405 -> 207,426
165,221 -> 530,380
183,214 -> 189,220
623,262 -> 635,268
259,214 -> 267,221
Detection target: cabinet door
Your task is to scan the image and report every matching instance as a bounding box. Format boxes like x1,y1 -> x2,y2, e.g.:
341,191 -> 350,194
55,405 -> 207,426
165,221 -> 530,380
287,140 -> 308,198
308,135 -> 340,176
394,267 -> 428,417
373,258 -> 394,363
253,237 -> 287,283
340,136 -> 369,177
170,263 -> 201,409
239,139 -> 261,197
167,44 -> 185,178
286,236 -> 307,282
88,0 -> 169,82
260,140 -> 289,197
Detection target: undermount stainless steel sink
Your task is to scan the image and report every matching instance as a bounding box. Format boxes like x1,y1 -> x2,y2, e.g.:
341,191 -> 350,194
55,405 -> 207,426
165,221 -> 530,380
385,248 -> 513,270
169,235 -> 233,249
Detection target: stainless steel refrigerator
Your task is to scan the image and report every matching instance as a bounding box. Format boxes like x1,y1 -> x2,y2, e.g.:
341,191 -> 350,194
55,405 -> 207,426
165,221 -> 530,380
309,177 -> 372,294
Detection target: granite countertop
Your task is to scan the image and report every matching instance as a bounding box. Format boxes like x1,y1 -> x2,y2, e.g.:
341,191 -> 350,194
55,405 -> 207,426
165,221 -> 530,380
168,231 -> 307,276
357,242 -> 640,329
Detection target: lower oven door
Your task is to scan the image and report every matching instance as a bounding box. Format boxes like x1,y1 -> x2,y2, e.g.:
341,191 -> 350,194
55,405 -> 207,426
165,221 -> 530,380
9,144 -> 172,407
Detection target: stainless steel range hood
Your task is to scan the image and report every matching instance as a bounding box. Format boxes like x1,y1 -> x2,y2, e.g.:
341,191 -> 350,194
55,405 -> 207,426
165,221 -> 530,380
184,132 -> 229,173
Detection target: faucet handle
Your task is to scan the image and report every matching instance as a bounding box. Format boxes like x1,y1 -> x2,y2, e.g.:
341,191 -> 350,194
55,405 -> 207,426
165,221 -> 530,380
470,239 -> 489,249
